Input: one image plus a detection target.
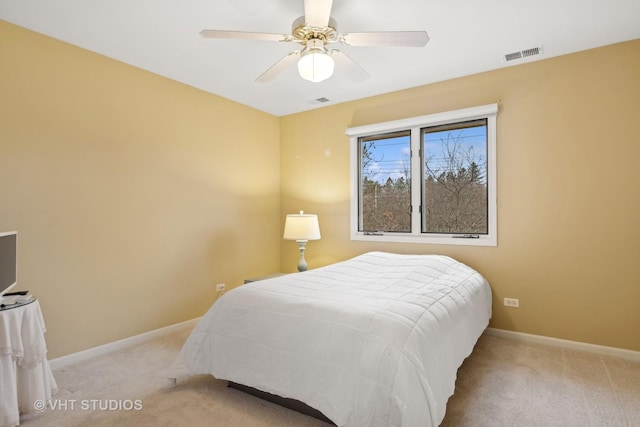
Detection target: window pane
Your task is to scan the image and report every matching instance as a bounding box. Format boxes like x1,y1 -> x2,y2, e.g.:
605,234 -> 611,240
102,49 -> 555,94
359,131 -> 411,232
421,119 -> 488,234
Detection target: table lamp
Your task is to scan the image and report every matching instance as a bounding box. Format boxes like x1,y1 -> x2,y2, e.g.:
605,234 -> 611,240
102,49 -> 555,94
283,210 -> 321,272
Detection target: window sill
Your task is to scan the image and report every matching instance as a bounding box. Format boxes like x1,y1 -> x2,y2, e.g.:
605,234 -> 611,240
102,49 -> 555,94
351,232 -> 497,247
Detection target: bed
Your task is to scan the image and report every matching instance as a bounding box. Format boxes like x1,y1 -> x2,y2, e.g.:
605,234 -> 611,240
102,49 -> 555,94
169,251 -> 492,427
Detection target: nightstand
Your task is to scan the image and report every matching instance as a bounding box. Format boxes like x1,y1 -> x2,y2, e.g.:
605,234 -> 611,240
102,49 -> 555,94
244,273 -> 288,284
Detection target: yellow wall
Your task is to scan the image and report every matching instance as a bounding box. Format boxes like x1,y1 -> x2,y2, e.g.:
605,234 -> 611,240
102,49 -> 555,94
0,21 -> 281,358
2,19 -> 638,357
280,39 -> 640,352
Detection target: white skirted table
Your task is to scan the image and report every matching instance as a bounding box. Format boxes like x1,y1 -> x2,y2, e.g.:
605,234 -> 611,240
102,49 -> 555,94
0,299 -> 58,427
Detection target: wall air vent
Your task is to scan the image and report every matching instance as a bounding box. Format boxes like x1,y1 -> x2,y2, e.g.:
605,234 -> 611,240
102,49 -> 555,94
504,46 -> 544,62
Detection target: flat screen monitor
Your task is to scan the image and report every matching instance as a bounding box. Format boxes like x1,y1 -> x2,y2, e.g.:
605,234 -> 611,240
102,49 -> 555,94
0,231 -> 17,299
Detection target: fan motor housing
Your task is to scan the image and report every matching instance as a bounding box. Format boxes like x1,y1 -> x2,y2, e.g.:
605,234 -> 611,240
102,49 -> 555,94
292,16 -> 338,43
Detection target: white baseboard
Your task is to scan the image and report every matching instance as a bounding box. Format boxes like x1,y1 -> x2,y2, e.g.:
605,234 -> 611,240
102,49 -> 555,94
49,317 -> 201,370
485,327 -> 640,362
49,321 -> 639,370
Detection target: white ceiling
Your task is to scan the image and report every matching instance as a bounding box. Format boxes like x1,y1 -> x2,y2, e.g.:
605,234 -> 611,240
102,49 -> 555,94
1,0 -> 639,117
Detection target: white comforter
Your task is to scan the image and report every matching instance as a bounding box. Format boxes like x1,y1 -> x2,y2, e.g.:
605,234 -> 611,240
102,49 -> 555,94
170,252 -> 492,427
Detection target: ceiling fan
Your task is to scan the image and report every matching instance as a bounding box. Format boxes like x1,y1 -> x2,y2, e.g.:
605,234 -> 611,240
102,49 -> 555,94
200,0 -> 429,83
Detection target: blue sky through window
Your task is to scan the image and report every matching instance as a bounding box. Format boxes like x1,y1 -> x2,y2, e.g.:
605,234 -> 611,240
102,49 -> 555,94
362,123 -> 487,184
362,135 -> 411,184
423,124 -> 487,183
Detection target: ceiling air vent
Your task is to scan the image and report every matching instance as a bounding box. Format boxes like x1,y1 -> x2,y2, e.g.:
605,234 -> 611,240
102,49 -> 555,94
309,97 -> 331,105
504,46 -> 544,62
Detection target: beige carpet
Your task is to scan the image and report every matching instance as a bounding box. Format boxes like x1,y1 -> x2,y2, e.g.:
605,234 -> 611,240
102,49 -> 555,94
20,327 -> 640,427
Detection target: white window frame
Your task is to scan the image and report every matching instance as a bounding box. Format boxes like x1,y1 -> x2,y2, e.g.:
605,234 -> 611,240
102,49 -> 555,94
346,103 -> 498,246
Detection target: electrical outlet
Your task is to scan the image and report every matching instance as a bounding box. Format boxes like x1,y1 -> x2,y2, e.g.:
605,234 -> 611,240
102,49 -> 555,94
504,297 -> 519,308
216,283 -> 225,292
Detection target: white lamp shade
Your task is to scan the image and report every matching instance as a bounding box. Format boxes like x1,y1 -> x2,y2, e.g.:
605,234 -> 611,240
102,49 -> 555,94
283,212 -> 321,241
297,51 -> 334,83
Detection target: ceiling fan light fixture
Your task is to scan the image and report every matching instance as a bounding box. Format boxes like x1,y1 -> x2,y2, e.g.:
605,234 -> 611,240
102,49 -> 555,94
200,2 -> 430,84
298,39 -> 334,82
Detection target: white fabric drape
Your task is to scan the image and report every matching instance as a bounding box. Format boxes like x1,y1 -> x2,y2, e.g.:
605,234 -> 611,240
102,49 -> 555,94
0,300 -> 58,427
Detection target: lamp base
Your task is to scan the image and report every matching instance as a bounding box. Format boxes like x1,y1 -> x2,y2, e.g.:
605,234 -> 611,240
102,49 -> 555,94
296,240 -> 308,272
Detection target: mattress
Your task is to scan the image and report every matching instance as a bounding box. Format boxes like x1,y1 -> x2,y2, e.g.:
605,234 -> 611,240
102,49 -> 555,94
170,251 -> 492,427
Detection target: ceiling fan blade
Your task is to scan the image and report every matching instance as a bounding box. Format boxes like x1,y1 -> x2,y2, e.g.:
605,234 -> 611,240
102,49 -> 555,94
330,50 -> 370,82
200,30 -> 289,42
304,0 -> 333,28
340,31 -> 429,47
255,51 -> 300,83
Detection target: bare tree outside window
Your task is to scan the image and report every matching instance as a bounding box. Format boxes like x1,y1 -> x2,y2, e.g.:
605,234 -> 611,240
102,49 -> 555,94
422,119 -> 488,234
359,132 -> 411,232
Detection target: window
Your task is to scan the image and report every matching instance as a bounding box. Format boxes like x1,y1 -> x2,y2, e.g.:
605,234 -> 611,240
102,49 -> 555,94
347,104 -> 497,246
359,130 -> 412,233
